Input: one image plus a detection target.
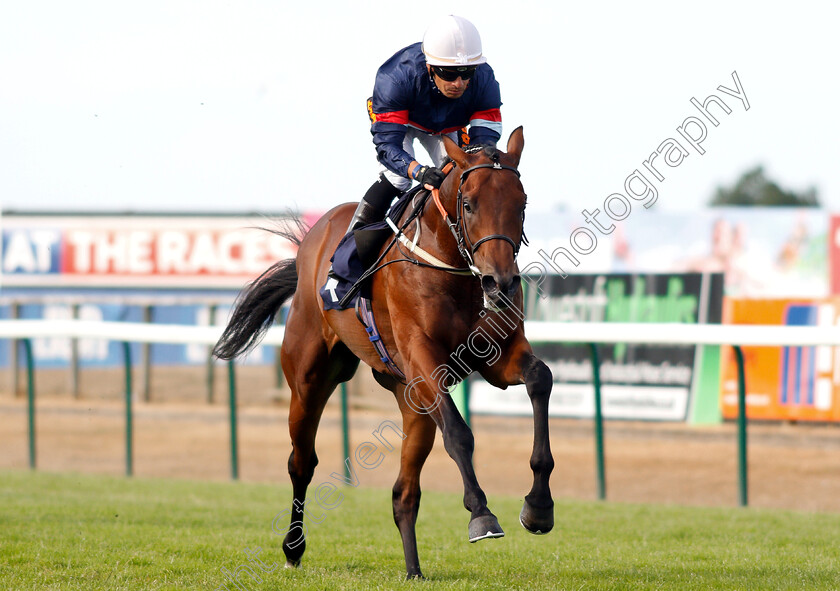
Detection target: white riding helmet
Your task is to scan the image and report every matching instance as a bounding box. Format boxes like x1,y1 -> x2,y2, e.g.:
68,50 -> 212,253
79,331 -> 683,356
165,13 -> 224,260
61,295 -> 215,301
421,15 -> 487,66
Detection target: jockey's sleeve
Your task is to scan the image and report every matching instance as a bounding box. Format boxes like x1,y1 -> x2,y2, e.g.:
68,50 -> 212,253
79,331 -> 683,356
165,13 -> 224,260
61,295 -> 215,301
370,71 -> 416,178
467,108 -> 503,146
466,71 -> 503,146
372,121 -> 414,178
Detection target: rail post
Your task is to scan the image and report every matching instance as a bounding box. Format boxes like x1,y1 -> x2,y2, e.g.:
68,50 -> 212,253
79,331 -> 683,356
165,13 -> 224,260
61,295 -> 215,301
11,302 -> 20,397
462,377 -> 472,429
733,345 -> 748,507
588,343 -> 606,501
227,360 -> 239,480
21,339 -> 36,469
206,304 -> 217,404
340,382 -> 350,482
122,342 -> 133,476
70,303 -> 80,399
141,306 -> 152,402
452,379 -> 472,429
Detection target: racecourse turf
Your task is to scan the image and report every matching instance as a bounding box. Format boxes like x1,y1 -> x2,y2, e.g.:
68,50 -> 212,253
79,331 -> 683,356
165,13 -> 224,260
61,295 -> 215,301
1,470 -> 839,590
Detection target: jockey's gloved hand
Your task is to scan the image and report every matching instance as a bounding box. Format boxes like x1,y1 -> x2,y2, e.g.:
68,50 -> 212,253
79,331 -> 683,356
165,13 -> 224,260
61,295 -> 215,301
413,165 -> 447,189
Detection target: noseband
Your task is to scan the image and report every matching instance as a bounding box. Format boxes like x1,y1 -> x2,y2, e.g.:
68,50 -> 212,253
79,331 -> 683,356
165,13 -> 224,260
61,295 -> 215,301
431,155 -> 527,277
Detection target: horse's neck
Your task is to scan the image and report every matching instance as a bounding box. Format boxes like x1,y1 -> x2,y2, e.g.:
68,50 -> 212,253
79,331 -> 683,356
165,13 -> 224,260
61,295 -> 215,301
411,191 -> 463,266
390,189 -> 482,325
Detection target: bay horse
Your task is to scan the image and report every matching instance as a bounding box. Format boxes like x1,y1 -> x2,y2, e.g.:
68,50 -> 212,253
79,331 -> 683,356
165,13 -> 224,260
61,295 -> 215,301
214,127 -> 555,579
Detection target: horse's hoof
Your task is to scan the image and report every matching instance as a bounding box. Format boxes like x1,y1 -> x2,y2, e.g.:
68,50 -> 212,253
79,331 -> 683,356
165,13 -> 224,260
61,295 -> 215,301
284,559 -> 300,569
406,572 -> 425,581
468,514 -> 505,542
519,499 -> 554,535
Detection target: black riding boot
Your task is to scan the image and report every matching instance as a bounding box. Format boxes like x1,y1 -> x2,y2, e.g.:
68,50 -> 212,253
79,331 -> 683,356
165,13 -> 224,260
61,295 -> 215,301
328,175 -> 402,280
343,174 -> 403,236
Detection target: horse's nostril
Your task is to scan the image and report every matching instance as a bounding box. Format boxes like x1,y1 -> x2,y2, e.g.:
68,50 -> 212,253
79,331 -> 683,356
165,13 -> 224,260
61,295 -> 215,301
506,275 -> 521,297
481,275 -> 499,294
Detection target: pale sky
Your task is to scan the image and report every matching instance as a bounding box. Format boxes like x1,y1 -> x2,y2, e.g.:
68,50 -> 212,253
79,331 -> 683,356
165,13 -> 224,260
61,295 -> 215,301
1,1 -> 837,217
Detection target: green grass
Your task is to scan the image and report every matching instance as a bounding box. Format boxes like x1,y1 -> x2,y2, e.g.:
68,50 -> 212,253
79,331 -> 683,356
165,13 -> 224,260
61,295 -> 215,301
1,470 -> 839,590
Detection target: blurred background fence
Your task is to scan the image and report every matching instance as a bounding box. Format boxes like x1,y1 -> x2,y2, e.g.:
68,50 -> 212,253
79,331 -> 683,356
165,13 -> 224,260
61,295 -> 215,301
4,209 -> 840,511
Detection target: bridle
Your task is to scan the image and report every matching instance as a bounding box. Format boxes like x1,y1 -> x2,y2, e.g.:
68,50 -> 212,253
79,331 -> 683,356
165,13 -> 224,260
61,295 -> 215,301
431,154 -> 528,277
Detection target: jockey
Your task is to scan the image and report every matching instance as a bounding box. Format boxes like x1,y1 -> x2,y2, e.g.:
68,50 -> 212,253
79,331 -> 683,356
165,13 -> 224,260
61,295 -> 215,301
342,14 -> 503,238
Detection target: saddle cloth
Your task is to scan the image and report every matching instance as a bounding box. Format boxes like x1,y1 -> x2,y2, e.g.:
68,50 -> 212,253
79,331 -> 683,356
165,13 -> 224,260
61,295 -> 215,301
319,186 -> 423,311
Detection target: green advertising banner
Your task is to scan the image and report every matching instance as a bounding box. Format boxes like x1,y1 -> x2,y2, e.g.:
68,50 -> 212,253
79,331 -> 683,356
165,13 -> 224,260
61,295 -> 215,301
469,272 -> 724,423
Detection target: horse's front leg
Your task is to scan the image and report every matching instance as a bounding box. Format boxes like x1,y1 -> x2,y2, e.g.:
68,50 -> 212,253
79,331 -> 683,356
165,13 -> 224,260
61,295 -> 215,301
403,345 -> 504,543
518,353 -> 555,534
482,342 -> 555,535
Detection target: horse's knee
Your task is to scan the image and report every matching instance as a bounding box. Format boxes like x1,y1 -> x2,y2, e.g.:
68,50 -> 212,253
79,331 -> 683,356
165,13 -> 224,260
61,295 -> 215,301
524,357 -> 552,396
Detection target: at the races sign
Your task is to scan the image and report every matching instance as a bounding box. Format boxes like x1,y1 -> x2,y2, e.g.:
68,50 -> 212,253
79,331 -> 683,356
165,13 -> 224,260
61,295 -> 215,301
0,214 -> 298,288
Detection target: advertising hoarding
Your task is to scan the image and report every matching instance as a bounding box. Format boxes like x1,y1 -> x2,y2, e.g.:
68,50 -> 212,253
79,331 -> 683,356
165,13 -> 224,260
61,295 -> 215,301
721,298 -> 840,422
1,214 -> 299,289
470,273 -> 724,422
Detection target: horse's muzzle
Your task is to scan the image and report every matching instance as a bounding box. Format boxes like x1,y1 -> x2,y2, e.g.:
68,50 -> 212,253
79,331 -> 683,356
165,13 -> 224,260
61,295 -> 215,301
481,274 -> 521,309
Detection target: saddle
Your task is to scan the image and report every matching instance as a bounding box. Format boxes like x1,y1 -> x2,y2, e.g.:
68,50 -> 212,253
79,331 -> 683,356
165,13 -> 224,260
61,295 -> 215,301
319,185 -> 426,311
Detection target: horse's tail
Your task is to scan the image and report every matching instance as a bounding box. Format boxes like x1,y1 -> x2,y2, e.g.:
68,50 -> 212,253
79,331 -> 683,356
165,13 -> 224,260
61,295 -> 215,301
213,218 -> 306,360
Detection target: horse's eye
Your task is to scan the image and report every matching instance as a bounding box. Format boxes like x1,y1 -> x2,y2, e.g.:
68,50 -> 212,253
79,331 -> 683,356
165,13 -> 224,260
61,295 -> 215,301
463,201 -> 473,214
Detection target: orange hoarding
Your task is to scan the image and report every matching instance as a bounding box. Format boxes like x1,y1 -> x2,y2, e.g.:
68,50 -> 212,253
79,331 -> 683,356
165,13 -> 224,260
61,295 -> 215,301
721,298 -> 840,422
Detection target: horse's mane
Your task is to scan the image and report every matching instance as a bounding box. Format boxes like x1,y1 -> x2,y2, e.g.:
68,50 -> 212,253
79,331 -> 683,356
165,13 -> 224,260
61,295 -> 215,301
463,144 -> 501,162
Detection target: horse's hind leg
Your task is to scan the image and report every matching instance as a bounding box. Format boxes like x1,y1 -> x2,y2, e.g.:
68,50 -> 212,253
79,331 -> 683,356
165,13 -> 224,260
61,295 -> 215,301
277,336 -> 358,568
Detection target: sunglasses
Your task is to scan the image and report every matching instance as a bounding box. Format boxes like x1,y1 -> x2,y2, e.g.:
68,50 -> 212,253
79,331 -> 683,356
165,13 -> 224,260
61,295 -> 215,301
431,65 -> 477,82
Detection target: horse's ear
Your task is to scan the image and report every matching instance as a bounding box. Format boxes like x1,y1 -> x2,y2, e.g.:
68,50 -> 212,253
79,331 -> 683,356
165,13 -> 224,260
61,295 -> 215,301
506,126 -> 524,167
443,135 -> 469,170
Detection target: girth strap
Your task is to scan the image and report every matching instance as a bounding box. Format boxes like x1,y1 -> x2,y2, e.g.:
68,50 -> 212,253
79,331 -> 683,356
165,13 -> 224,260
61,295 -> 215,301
355,296 -> 406,382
